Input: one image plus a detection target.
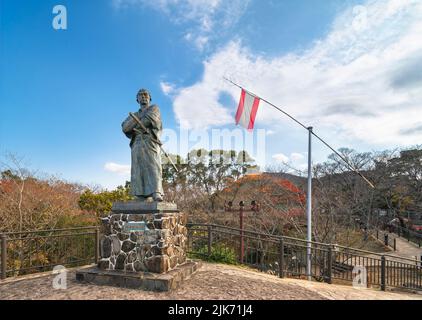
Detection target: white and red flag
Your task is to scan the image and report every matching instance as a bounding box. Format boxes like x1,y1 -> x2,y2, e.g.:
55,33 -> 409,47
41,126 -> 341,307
235,89 -> 260,131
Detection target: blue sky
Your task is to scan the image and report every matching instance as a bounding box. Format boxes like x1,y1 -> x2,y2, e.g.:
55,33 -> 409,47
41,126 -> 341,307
1,0 -> 422,189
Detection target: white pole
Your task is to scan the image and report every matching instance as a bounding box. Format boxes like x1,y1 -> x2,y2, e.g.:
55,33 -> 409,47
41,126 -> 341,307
306,126 -> 313,280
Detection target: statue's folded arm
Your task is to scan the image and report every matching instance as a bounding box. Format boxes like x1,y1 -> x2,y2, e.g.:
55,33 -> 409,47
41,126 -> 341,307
122,115 -> 137,136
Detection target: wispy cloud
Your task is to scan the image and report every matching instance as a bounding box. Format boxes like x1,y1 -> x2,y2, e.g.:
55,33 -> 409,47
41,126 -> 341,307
160,81 -> 175,96
400,124 -> 422,136
272,153 -> 289,164
104,162 -> 130,175
272,152 -> 306,164
265,129 -> 276,136
167,0 -> 422,146
290,153 -> 305,162
112,0 -> 250,51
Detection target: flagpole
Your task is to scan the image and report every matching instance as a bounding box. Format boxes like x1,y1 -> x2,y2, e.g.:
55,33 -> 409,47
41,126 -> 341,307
223,77 -> 375,283
306,127 -> 313,280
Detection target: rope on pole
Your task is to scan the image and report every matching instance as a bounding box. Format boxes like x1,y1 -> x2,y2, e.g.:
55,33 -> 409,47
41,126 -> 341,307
223,77 -> 375,189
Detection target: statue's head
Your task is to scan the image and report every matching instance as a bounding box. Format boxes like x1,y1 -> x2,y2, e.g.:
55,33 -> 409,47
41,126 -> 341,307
136,88 -> 151,106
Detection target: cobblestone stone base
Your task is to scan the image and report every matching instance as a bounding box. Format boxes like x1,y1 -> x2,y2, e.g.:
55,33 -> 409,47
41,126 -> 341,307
76,260 -> 201,292
97,203 -> 188,274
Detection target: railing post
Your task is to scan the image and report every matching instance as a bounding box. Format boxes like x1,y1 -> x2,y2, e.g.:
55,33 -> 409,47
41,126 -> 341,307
278,239 -> 284,278
376,229 -> 379,240
326,245 -> 333,284
393,238 -> 396,251
239,203 -> 244,264
1,234 -> 7,280
188,228 -> 193,252
381,256 -> 386,291
384,233 -> 389,246
95,228 -> 100,264
207,225 -> 212,257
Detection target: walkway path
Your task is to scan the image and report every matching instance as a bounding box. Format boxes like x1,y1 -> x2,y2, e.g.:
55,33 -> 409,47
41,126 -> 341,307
0,263 -> 420,300
392,235 -> 422,260
370,230 -> 422,264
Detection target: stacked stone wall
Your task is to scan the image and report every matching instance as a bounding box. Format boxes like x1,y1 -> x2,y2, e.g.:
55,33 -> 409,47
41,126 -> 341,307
98,211 -> 187,273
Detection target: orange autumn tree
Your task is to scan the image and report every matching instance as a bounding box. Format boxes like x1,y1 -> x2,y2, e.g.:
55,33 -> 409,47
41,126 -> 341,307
215,172 -> 307,237
0,154 -> 96,233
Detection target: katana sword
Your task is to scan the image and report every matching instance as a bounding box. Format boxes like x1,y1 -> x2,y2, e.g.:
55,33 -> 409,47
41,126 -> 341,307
129,112 -> 179,172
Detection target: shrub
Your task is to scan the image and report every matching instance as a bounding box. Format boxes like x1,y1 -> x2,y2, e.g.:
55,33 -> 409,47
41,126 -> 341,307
191,243 -> 238,265
78,184 -> 132,217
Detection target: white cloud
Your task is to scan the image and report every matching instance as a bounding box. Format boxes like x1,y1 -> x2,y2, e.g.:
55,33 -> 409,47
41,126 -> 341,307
265,129 -> 276,136
168,0 -> 422,147
104,162 -> 130,175
184,32 -> 193,41
272,153 -> 289,164
194,36 -> 209,51
112,0 -> 250,51
160,81 -> 175,96
272,152 -> 306,173
290,153 -> 305,162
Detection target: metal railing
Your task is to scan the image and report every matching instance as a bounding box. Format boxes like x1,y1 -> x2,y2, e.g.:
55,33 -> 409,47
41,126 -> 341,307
0,226 -> 99,279
187,223 -> 422,291
1,224 -> 421,292
389,225 -> 422,248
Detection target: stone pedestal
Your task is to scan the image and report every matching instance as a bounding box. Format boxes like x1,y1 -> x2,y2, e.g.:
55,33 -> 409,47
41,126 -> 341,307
76,260 -> 201,292
76,201 -> 199,291
97,201 -> 188,274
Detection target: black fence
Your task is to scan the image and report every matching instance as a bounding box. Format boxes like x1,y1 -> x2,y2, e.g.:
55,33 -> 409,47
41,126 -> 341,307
389,225 -> 422,248
187,223 -> 422,291
1,224 -> 421,292
0,227 -> 99,279
374,229 -> 397,250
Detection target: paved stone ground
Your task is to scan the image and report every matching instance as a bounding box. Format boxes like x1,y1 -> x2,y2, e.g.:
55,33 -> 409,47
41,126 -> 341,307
369,233 -> 422,264
392,235 -> 422,260
367,233 -> 422,264
0,263 -> 421,300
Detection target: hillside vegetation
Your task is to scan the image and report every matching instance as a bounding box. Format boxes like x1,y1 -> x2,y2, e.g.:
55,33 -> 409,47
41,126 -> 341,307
1,146 -> 421,251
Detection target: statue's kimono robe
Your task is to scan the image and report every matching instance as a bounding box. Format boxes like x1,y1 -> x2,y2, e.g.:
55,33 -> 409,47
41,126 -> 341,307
122,104 -> 163,197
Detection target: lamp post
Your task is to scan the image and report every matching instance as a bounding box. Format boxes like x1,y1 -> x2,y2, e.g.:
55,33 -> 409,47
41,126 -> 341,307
224,200 -> 260,264
239,201 -> 245,263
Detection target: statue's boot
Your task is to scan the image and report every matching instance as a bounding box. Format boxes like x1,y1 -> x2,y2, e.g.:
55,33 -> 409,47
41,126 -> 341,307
153,192 -> 163,202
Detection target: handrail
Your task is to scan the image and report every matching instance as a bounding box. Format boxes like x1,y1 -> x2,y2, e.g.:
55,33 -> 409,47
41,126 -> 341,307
9,231 -> 97,242
3,226 -> 98,236
0,226 -> 99,280
392,224 -> 422,238
188,223 -> 331,246
188,223 -> 422,264
1,224 -> 420,290
188,222 -> 422,291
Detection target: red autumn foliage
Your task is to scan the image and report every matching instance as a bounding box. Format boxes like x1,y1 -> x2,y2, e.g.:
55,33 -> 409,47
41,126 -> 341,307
0,176 -> 96,232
